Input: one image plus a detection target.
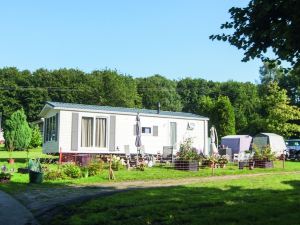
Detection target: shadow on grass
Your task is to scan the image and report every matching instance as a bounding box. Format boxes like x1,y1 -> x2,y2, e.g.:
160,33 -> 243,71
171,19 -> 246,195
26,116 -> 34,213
44,179 -> 300,225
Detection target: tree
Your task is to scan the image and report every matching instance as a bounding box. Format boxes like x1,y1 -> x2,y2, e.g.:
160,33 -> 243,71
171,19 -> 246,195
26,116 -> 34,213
210,0 -> 300,67
219,81 -> 261,133
96,70 -> 141,108
30,125 -> 42,148
137,75 -> 182,111
260,82 -> 300,137
259,62 -> 285,85
210,96 -> 236,138
196,96 -> 214,118
177,78 -> 209,113
4,109 -> 32,151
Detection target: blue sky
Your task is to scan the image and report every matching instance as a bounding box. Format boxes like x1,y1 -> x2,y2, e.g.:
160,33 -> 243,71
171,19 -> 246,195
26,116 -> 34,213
0,0 -> 262,82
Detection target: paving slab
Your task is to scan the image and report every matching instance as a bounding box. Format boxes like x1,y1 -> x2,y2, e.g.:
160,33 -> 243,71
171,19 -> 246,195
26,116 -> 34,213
0,190 -> 39,225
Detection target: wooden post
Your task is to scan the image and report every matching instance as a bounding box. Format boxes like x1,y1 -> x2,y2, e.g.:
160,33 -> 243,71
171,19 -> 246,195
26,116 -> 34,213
59,147 -> 62,164
282,150 -> 285,169
108,154 -> 115,180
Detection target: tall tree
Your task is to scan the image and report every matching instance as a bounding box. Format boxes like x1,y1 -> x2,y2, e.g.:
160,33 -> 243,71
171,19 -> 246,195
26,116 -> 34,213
210,0 -> 300,67
177,78 -> 209,113
210,96 -> 236,138
260,82 -> 300,137
97,70 -> 141,108
4,109 -> 32,151
137,75 -> 182,111
220,81 -> 261,133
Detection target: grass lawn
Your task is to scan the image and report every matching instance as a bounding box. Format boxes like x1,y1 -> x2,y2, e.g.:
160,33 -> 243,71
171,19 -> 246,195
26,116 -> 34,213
47,173 -> 300,225
1,145 -> 300,195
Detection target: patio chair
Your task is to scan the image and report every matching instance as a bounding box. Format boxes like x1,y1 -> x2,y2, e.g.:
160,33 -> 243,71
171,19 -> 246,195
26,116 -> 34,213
162,146 -> 174,162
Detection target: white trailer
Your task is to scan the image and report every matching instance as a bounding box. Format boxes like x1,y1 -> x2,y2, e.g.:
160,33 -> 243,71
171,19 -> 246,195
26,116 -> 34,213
39,102 -> 209,156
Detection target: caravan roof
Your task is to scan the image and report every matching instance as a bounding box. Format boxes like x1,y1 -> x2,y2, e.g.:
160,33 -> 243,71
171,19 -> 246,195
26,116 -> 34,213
221,135 -> 252,154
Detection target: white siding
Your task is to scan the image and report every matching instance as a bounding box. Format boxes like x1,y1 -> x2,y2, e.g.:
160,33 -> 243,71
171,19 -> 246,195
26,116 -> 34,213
43,109 -> 209,155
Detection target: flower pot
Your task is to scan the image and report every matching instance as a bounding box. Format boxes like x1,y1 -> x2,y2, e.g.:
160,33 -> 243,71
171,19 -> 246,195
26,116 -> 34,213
175,160 -> 199,171
0,173 -> 11,183
8,159 -> 14,164
239,161 -> 247,169
249,161 -> 255,170
0,178 -> 10,183
220,164 -> 226,168
254,160 -> 274,168
29,170 -> 44,184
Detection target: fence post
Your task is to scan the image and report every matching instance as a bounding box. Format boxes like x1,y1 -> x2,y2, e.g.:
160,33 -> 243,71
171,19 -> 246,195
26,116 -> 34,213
59,147 -> 62,164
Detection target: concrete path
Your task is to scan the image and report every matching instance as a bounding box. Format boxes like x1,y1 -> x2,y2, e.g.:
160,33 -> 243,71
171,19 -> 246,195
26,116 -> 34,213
0,190 -> 39,225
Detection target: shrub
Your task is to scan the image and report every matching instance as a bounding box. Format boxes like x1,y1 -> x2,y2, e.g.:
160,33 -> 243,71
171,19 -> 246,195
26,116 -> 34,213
111,155 -> 122,171
28,158 -> 43,173
87,160 -> 103,176
218,155 -> 229,165
44,170 -> 66,181
4,109 -> 32,151
0,172 -> 12,180
63,164 -> 82,178
30,124 -> 42,148
177,138 -> 200,161
252,144 -> 276,161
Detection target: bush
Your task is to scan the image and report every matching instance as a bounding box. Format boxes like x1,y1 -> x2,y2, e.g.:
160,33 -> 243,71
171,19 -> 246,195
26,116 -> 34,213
87,160 -> 103,176
4,109 -> 32,151
30,125 -> 42,148
63,164 -> 82,178
111,156 -> 122,171
253,144 -> 276,161
177,138 -> 200,161
44,170 -> 66,181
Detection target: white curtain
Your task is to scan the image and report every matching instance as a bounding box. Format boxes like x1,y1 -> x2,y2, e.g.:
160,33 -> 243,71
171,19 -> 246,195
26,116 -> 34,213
96,118 -> 106,148
81,117 -> 93,147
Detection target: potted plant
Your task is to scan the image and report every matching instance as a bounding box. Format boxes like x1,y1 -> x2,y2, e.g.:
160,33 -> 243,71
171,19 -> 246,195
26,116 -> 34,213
249,159 -> 255,170
175,138 -> 200,171
252,145 -> 275,168
218,156 -> 228,168
0,172 -> 12,183
28,158 -> 44,184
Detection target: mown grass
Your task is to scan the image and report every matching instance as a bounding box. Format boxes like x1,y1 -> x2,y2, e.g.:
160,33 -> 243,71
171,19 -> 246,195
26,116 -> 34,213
1,146 -> 300,195
47,173 -> 300,225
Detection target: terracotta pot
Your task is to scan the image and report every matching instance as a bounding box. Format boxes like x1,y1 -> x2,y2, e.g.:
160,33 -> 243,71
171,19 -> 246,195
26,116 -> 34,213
220,164 -> 226,168
8,158 -> 14,164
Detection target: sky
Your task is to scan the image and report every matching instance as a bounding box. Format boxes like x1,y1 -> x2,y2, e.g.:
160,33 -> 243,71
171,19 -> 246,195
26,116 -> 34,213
0,0 -> 262,82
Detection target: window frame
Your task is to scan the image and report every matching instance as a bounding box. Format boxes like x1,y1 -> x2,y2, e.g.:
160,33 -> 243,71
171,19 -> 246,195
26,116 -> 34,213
79,114 -> 109,150
142,127 -> 152,135
43,113 -> 58,143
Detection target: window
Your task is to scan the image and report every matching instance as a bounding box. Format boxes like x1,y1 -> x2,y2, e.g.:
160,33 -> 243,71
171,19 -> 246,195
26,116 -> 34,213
286,141 -> 300,146
44,114 -> 58,142
142,127 -> 151,134
95,118 -> 107,148
81,117 -> 93,147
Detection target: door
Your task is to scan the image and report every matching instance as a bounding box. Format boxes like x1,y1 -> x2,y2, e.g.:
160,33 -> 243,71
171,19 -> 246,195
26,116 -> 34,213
170,122 -> 177,148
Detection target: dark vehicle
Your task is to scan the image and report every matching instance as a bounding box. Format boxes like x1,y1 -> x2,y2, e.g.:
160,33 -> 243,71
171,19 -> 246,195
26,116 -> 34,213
286,139 -> 300,160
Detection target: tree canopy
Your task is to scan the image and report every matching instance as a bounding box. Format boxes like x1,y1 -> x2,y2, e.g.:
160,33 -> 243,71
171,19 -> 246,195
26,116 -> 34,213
210,0 -> 300,67
0,67 -> 299,138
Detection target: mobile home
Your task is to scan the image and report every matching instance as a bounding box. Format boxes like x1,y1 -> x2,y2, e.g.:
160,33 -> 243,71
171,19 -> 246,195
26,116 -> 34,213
39,102 -> 209,156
